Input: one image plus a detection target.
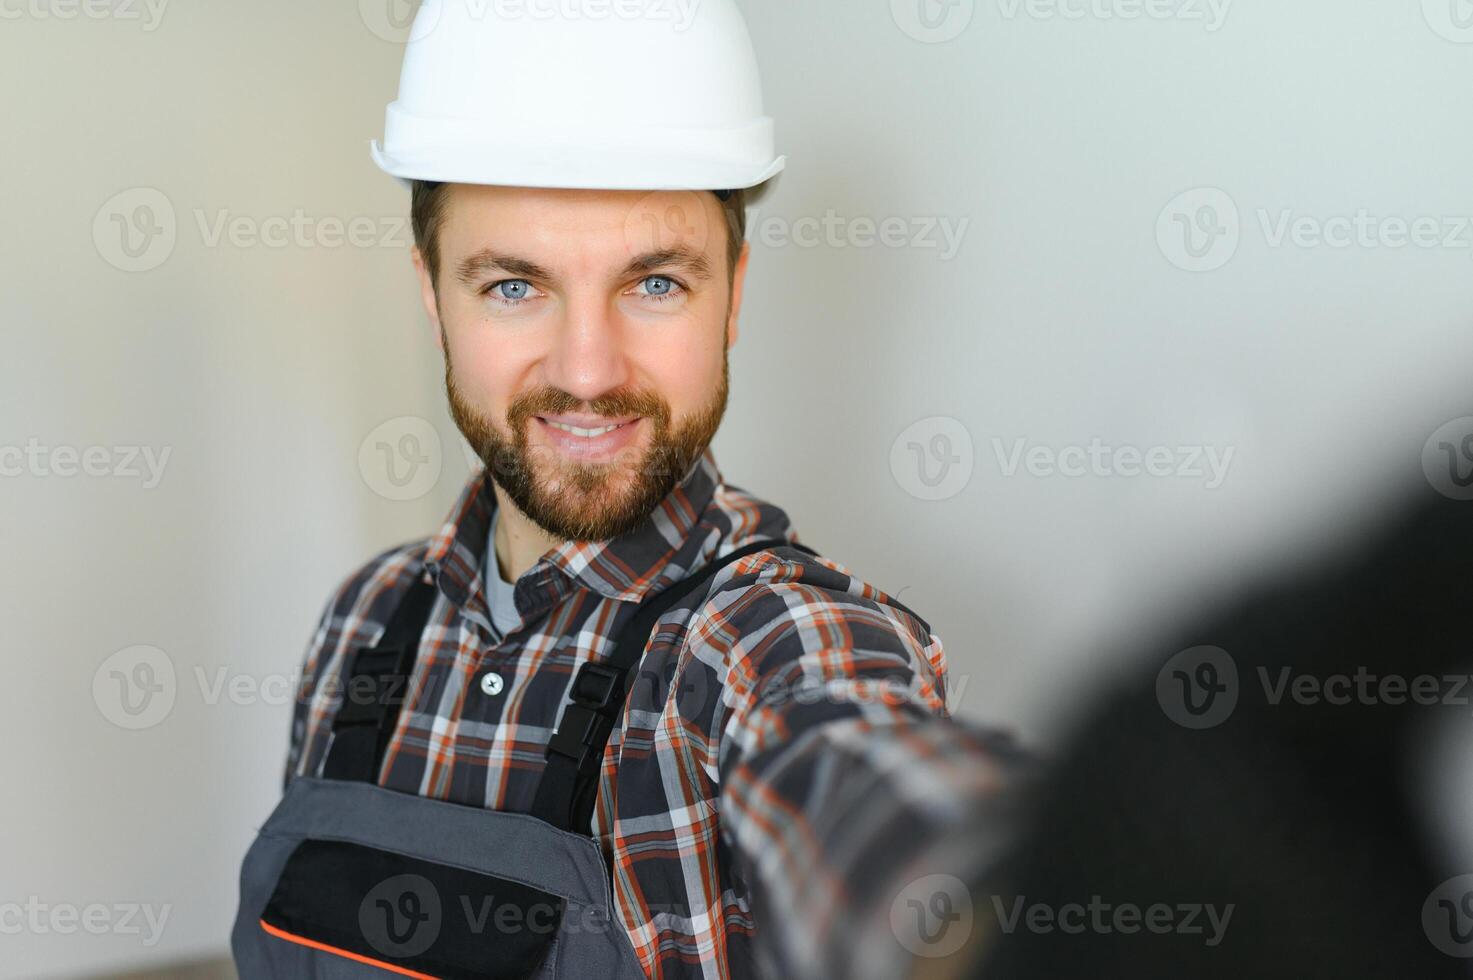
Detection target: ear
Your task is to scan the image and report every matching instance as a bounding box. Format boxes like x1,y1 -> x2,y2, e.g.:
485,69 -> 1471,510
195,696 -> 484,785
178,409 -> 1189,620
726,239 -> 750,351
410,245 -> 444,352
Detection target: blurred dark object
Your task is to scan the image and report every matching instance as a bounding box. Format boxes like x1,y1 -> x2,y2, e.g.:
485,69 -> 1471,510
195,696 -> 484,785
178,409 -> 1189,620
979,486 -> 1472,979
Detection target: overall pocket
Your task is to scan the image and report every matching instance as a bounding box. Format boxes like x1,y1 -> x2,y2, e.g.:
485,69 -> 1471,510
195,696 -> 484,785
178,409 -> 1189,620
259,838 -> 564,980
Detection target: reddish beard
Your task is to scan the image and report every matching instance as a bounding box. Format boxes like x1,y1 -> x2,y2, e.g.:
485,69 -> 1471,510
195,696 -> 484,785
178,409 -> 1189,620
445,351 -> 729,542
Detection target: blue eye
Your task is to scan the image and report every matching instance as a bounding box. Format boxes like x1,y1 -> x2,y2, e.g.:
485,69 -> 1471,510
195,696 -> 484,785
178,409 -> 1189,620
638,275 -> 684,301
488,279 -> 533,304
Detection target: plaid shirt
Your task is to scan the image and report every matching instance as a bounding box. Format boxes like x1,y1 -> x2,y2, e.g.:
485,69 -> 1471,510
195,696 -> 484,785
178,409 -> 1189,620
284,448 -> 1019,979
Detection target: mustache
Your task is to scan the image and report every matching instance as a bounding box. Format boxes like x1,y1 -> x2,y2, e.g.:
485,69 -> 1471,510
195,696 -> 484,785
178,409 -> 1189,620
506,385 -> 671,431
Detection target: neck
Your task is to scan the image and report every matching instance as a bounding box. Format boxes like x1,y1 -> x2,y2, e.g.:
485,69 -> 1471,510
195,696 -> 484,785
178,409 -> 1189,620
490,484 -> 565,583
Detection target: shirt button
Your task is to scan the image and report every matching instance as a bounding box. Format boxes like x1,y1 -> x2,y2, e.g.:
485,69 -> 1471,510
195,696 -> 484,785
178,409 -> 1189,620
480,671 -> 505,697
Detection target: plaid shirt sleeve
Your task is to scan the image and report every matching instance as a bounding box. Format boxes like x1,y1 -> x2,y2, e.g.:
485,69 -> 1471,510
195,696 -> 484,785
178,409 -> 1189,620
699,551 -> 1033,980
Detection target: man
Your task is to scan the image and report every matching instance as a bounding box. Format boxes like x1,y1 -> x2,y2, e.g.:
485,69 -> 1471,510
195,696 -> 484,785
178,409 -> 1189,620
231,3 -> 1017,978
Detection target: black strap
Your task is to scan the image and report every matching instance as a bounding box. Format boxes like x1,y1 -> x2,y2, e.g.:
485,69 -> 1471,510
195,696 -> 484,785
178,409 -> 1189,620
530,539 -> 819,833
321,573 -> 439,784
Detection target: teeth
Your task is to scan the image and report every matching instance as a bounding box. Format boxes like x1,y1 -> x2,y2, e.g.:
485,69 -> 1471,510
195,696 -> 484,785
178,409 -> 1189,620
545,420 -> 629,437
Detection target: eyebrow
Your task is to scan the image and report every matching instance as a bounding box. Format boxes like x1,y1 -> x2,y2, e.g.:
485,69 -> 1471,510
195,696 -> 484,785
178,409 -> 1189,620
453,246 -> 714,288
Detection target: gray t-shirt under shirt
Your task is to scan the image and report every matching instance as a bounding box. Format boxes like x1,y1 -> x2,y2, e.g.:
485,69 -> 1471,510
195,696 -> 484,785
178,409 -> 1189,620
484,507 -> 523,637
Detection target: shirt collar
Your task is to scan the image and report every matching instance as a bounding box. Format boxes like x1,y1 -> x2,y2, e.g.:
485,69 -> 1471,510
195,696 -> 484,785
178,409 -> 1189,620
423,447 -> 725,612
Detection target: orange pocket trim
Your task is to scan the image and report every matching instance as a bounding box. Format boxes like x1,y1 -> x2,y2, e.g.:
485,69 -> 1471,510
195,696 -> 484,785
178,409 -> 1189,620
259,918 -> 442,979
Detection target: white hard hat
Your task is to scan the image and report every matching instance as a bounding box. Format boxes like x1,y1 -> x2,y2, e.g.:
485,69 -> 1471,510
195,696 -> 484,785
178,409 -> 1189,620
369,0 -> 785,199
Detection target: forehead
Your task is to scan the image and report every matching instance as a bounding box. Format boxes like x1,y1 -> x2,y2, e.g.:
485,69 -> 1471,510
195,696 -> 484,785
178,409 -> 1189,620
436,183 -> 728,268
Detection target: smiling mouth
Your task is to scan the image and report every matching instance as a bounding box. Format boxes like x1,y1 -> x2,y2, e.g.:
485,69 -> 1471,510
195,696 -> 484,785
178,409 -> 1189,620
531,416 -> 644,461
536,417 -> 639,437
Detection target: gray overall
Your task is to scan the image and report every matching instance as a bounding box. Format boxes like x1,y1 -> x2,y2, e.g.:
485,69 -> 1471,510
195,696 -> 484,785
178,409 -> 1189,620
232,538 -> 815,979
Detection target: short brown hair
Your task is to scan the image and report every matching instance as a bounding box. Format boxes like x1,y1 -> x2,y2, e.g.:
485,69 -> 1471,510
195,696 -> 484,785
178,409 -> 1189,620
410,181 -> 749,290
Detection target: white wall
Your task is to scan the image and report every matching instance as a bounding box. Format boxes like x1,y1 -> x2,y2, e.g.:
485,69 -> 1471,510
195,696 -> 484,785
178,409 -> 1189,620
2,0 -> 1470,975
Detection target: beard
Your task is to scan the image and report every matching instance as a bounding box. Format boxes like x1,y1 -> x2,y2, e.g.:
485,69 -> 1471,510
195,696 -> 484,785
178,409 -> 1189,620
445,348 -> 729,543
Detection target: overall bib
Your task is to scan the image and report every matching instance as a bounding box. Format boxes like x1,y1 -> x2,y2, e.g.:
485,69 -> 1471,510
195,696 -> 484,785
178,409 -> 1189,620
232,539 -> 816,979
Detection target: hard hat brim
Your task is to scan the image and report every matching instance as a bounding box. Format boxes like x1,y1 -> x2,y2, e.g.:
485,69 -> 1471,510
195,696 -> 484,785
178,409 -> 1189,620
371,140 -> 783,196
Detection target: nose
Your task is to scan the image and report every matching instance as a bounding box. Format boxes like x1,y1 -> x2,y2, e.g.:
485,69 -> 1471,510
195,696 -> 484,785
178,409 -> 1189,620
540,295 -> 633,407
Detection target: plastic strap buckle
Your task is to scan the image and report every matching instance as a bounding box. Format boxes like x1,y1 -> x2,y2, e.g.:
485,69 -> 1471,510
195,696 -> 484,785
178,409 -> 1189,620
546,662 -> 625,772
